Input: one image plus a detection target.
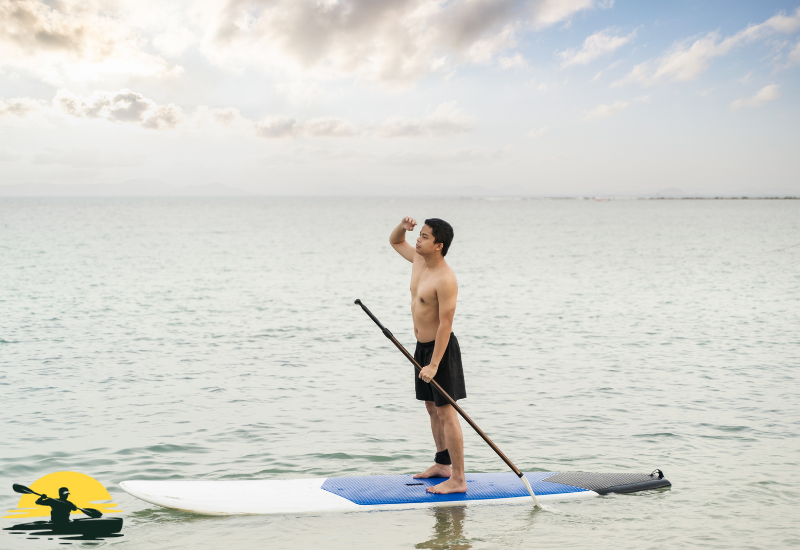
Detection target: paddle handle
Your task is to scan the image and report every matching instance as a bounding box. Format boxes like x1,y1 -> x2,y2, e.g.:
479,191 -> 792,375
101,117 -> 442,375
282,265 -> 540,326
354,299 -> 524,478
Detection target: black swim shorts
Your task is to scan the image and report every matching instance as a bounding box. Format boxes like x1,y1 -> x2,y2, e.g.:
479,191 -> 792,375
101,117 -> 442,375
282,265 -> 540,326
414,333 -> 467,407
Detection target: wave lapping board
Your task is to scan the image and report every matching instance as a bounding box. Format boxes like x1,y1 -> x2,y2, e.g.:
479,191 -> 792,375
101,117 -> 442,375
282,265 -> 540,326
120,471 -> 670,516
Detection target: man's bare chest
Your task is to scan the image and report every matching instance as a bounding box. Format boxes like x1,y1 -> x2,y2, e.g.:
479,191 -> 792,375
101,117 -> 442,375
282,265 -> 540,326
410,270 -> 439,306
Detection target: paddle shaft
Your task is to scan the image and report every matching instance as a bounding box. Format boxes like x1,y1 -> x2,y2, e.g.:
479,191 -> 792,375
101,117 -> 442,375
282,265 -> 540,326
12,484 -> 102,518
354,299 -> 541,507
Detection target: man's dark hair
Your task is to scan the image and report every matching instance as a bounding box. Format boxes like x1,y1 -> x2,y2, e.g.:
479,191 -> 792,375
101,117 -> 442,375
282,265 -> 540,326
424,218 -> 454,257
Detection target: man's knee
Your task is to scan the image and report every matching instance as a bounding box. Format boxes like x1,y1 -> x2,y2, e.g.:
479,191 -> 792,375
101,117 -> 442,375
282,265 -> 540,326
424,400 -> 437,416
435,404 -> 458,423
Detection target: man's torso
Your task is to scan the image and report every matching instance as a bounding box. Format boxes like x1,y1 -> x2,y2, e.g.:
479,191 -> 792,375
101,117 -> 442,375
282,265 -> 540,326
410,256 -> 455,342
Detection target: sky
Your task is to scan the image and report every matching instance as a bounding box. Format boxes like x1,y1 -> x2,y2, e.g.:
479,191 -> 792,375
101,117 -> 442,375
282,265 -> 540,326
1,0 -> 799,196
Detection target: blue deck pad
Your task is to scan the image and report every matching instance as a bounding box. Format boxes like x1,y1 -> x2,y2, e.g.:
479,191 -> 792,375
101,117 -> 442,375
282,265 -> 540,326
320,472 -> 587,505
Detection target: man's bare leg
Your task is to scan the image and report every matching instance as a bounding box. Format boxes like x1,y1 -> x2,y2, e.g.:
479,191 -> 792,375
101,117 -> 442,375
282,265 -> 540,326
427,404 -> 467,493
413,401 -> 452,479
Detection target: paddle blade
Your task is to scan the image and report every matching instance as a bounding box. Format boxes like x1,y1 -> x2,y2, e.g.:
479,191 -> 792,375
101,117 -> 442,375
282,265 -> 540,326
12,484 -> 38,496
80,507 -> 103,519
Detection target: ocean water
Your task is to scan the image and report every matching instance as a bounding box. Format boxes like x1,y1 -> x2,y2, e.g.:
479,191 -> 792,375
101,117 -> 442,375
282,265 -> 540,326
1,197 -> 798,549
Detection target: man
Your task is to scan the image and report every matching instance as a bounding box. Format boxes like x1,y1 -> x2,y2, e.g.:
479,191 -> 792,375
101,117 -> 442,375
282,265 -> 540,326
35,487 -> 77,524
390,216 -> 467,494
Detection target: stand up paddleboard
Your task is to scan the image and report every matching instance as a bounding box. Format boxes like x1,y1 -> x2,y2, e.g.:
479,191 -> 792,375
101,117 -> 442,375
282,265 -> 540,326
120,470 -> 670,516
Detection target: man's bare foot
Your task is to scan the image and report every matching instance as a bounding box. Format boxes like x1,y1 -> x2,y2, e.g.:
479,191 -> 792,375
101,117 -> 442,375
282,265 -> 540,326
426,477 -> 467,494
413,464 -> 452,479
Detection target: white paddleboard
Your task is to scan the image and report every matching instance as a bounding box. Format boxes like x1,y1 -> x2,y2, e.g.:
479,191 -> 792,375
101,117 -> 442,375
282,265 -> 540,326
120,470 -> 670,516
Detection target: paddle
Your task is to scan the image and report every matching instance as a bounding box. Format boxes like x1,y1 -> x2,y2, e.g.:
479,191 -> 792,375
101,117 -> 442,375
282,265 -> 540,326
354,299 -> 542,508
12,484 -> 103,519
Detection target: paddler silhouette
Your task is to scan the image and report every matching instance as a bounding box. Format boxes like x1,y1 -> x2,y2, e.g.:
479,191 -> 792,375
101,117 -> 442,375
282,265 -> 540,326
35,487 -> 77,524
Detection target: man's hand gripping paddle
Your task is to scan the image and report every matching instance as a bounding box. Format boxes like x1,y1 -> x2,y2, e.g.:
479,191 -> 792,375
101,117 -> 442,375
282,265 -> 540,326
354,299 -> 543,509
12,484 -> 104,518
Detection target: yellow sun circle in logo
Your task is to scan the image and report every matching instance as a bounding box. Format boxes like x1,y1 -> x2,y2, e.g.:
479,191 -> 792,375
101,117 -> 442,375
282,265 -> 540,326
4,471 -> 122,519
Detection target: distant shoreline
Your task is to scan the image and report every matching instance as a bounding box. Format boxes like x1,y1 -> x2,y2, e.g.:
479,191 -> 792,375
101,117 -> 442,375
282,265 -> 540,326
1,182 -> 797,199
0,195 -> 797,200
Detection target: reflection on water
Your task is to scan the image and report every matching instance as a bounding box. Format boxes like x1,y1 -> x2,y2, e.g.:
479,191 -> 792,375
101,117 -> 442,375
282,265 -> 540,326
416,506 -> 471,550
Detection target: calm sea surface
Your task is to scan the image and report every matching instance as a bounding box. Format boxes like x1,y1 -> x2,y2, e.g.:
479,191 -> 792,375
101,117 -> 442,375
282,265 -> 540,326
1,198 -> 799,549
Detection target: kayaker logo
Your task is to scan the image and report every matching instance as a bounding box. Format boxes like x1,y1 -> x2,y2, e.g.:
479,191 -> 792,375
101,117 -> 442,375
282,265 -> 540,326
3,471 -> 123,542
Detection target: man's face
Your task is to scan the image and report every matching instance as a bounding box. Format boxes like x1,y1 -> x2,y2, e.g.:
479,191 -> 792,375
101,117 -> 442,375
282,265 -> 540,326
416,225 -> 442,256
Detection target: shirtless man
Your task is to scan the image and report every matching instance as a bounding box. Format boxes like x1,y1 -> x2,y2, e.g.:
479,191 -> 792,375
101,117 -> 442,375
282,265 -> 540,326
390,216 -> 467,494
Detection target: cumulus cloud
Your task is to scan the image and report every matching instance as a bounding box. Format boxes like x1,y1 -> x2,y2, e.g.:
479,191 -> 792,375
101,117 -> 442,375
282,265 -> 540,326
44,90 -> 464,140
32,147 -> 146,167
54,89 -> 185,130
583,100 -> 627,120
205,0 -> 606,83
559,28 -> 635,67
0,0 -> 181,83
379,101 -> 474,137
614,7 -> 800,86
730,84 -> 781,110
0,96 -> 46,117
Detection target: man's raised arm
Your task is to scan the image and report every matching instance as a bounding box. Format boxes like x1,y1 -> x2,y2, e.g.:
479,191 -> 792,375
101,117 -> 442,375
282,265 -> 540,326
390,216 -> 417,263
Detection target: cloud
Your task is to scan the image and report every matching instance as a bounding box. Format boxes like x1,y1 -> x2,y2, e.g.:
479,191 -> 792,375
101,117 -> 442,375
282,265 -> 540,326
54,89 -> 185,130
205,0 -> 606,83
730,84 -> 781,110
788,40 -> 800,66
379,101 -> 474,137
498,53 -> 529,70
559,28 -> 635,67
44,90 -> 464,140
582,100 -> 628,120
532,0 -> 597,28
209,107 -> 246,127
254,103 -> 474,140
303,117 -> 359,137
254,116 -> 358,138
255,116 -> 302,139
527,126 -> 549,138
0,0 -> 181,83
32,147 -> 146,167
614,7 -> 800,87
0,96 -> 46,117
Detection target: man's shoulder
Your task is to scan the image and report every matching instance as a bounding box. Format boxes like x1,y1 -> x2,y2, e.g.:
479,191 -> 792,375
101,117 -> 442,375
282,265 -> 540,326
435,263 -> 457,285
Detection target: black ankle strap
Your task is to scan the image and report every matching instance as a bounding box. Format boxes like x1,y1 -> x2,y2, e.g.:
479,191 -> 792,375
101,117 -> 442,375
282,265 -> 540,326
434,449 -> 451,465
